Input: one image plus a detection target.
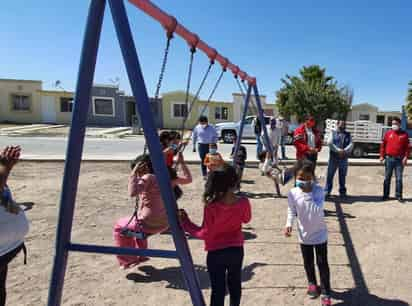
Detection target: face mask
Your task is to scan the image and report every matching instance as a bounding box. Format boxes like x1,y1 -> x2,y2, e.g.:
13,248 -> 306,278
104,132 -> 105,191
296,179 -> 312,189
209,148 -> 217,154
392,125 -> 400,131
200,124 -> 207,128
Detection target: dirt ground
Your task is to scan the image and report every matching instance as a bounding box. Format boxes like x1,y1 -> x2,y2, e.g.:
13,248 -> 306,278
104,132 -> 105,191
5,162 -> 412,306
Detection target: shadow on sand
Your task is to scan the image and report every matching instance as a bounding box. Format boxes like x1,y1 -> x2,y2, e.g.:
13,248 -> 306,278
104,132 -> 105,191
126,262 -> 267,291
332,200 -> 409,305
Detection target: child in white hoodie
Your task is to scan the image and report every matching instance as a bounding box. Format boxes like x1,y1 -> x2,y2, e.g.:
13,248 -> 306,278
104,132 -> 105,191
284,161 -> 332,306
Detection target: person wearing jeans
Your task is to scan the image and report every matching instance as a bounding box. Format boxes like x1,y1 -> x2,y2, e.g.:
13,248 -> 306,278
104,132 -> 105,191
251,117 -> 263,159
192,116 -> 218,178
380,117 -> 410,202
325,120 -> 353,198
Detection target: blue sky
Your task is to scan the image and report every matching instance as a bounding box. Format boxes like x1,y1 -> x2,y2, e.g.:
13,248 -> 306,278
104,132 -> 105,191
1,0 -> 411,110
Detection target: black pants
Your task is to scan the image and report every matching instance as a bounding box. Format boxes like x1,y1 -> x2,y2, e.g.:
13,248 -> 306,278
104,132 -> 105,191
305,154 -> 318,170
207,247 -> 244,306
0,244 -> 24,306
300,242 -> 331,296
198,143 -> 210,177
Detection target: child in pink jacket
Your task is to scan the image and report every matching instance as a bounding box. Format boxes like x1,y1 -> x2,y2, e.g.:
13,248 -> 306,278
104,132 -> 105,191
113,152 -> 191,269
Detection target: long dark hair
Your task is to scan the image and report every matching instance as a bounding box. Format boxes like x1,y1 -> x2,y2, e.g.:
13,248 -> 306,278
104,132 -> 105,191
203,164 -> 238,205
130,154 -> 153,173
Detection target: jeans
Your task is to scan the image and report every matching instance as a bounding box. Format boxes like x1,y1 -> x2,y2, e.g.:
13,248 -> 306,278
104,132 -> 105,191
383,156 -> 404,198
300,242 -> 331,296
325,157 -> 348,195
207,247 -> 244,306
255,135 -> 263,159
280,136 -> 287,159
198,143 -> 210,177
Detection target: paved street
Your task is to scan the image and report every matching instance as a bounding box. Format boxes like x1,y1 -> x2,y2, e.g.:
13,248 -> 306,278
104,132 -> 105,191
0,135 -> 380,163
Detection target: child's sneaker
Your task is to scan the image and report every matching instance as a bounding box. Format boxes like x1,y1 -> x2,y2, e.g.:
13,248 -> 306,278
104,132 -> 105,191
321,296 -> 332,306
307,284 -> 320,299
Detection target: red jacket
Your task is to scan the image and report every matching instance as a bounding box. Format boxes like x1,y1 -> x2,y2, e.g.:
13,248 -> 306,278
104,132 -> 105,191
380,130 -> 410,159
181,197 -> 251,251
293,124 -> 322,160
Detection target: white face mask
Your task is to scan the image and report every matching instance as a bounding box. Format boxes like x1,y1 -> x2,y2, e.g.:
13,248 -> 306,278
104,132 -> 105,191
392,124 -> 400,131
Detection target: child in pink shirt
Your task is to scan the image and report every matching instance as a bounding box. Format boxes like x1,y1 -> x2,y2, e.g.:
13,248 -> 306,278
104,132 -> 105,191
180,164 -> 251,306
113,152 -> 191,269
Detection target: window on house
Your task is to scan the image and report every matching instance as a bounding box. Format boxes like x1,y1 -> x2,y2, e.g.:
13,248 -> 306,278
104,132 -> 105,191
60,97 -> 74,113
215,106 -> 229,120
11,94 -> 31,111
93,98 -> 115,116
173,103 -> 188,118
359,114 -> 370,121
376,115 -> 385,124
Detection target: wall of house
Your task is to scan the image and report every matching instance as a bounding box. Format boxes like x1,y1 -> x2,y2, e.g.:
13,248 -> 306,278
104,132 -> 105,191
87,86 -> 126,126
347,104 -> 379,122
161,91 -> 234,129
39,90 -> 74,124
122,96 -> 163,128
0,79 -> 42,123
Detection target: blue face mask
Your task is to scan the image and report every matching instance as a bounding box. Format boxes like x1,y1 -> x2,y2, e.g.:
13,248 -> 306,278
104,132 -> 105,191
209,148 -> 217,154
296,179 -> 312,189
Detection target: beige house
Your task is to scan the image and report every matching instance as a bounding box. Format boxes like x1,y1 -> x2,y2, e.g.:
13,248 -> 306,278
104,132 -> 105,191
0,79 -> 43,123
38,90 -> 74,124
347,103 -> 401,126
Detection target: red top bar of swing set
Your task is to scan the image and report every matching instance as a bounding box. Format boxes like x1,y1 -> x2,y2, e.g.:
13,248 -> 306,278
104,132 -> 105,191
128,0 -> 257,86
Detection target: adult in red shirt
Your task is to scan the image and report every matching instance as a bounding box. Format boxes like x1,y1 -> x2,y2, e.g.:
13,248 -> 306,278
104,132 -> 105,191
293,116 -> 322,168
380,117 -> 410,202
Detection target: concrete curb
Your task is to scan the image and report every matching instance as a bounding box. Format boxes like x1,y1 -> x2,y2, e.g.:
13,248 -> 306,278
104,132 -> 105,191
18,157 -> 386,167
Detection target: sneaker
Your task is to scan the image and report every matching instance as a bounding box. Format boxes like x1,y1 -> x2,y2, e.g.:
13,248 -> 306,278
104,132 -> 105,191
321,296 -> 332,306
307,284 -> 320,299
396,197 -> 405,203
382,196 -> 390,201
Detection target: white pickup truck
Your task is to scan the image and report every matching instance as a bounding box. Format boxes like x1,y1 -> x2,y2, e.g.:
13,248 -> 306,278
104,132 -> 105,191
215,116 -> 297,144
214,116 -> 270,143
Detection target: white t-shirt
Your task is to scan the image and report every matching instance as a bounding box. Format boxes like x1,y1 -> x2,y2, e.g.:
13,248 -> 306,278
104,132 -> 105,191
286,184 -> 327,245
0,188 -> 29,256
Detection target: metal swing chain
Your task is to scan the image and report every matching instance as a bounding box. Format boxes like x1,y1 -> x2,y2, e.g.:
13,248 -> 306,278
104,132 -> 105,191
181,68 -> 226,154
183,60 -> 215,129
143,35 -> 173,155
180,48 -> 196,138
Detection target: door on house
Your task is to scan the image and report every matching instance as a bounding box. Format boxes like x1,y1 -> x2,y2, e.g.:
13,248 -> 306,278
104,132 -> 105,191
41,96 -> 57,123
126,101 -> 136,126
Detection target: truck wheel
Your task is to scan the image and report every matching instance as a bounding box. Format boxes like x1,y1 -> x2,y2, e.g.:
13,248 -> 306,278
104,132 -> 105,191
222,130 -> 236,143
352,145 -> 364,158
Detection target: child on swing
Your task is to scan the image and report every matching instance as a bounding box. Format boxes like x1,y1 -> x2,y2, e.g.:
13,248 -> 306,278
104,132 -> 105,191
179,164 -> 251,306
258,150 -> 293,197
284,161 -> 332,306
113,152 -> 192,269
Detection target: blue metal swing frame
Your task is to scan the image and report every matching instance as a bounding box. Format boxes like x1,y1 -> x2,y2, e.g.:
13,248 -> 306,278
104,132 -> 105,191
47,1 -> 272,305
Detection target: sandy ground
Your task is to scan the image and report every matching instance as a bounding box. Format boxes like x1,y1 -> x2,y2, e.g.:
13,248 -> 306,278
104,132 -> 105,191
5,162 -> 412,306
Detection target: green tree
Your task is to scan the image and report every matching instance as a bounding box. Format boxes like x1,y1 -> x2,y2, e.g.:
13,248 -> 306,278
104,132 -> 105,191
406,81 -> 412,119
276,65 -> 352,124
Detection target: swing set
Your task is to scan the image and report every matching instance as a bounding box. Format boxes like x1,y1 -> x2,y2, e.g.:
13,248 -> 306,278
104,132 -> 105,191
47,1 -> 273,305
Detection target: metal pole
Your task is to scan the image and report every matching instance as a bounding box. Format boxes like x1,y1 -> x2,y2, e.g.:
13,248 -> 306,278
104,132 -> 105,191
108,1 -> 205,305
253,84 -> 273,155
233,84 -> 252,161
47,0 -> 106,305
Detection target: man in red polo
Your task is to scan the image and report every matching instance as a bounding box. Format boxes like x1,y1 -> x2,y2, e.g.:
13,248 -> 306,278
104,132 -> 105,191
293,116 -> 322,168
380,117 -> 410,202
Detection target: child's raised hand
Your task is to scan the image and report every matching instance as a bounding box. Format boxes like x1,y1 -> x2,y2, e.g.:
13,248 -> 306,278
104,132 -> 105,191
284,226 -> 292,237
